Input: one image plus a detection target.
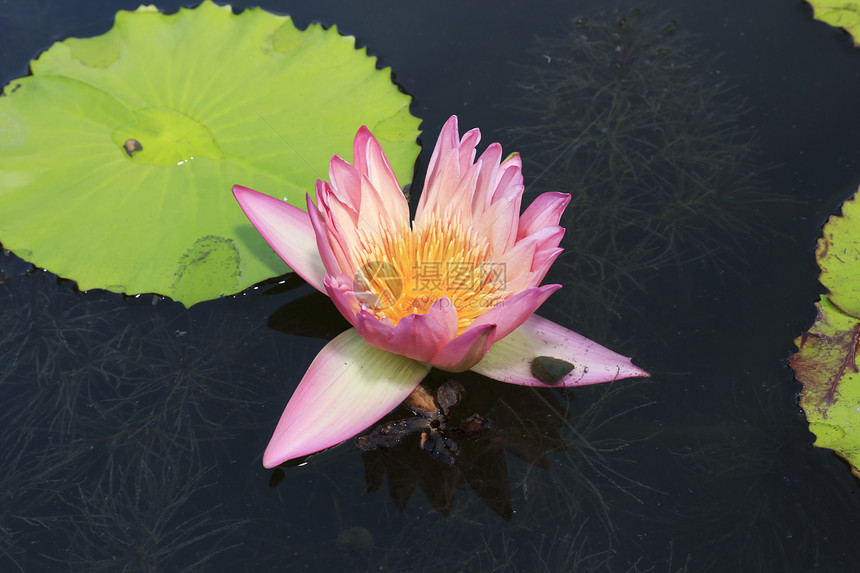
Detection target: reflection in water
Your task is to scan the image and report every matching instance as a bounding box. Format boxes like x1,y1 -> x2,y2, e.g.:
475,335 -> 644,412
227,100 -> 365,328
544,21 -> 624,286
355,373 -> 569,519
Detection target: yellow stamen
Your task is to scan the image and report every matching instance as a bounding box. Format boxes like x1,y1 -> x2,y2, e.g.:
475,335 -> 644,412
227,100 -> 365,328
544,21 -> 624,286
353,212 -> 508,333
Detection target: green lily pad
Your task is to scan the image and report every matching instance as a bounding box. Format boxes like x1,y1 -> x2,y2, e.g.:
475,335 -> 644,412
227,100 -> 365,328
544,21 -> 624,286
0,1 -> 420,306
806,0 -> 860,45
817,190 -> 860,316
790,186 -> 860,477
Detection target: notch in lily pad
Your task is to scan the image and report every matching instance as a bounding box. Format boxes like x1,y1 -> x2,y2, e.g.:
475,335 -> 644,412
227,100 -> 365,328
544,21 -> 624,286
0,0 -> 421,307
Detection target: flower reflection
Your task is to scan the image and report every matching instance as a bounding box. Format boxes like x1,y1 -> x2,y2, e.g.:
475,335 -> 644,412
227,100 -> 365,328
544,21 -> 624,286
357,372 -> 572,519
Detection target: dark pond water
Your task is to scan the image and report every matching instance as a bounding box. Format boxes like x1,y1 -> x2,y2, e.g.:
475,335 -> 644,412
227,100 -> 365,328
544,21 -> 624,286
2,0 -> 860,571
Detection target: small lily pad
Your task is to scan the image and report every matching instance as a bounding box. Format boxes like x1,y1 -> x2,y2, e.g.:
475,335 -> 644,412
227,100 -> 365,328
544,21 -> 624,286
807,0 -> 860,45
0,1 -> 420,306
790,186 -> 860,477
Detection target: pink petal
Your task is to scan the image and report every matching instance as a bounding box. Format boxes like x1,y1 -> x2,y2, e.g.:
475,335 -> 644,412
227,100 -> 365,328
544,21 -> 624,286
497,151 -> 522,181
355,297 -> 458,362
355,309 -> 396,348
425,294 -> 459,339
429,323 -> 497,372
328,155 -> 361,217
314,182 -> 361,274
262,328 -> 432,467
471,142 -> 503,215
232,185 -> 325,292
504,247 -> 563,292
358,174 -> 393,231
470,314 -> 650,387
353,127 -> 411,228
502,227 -> 565,285
416,116 -> 479,223
456,128 -> 481,173
325,156 -> 360,224
417,147 -> 465,224
306,191 -> 349,278
518,192 -> 571,240
323,273 -> 360,326
384,312 -> 451,362
388,297 -> 458,358
522,225 -> 566,257
419,115 -> 461,216
477,190 -> 521,260
467,284 -> 561,343
445,161 -> 482,219
492,154 -> 523,203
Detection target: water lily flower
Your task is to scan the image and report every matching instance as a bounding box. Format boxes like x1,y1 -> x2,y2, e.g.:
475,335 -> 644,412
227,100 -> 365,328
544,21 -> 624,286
234,116 -> 648,468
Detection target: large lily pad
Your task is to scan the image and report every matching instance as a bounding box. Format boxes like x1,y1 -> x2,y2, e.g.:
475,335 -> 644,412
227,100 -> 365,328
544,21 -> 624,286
0,1 -> 420,306
806,0 -> 860,45
790,187 -> 860,477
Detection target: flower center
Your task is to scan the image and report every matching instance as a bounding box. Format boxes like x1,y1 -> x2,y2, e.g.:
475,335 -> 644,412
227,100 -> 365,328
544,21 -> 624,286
353,212 -> 508,333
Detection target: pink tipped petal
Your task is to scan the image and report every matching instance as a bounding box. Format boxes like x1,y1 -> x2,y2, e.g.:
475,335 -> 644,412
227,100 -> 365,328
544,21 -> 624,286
262,328 -> 432,467
423,116 -> 460,188
518,192 -> 571,240
315,182 -> 362,271
498,151 -> 522,175
323,273 -> 360,326
470,314 -> 650,387
503,247 -> 564,293
327,156 -> 361,216
425,295 -> 459,339
356,175 -> 387,226
417,116 -> 463,220
493,154 -> 523,201
468,284 -> 561,343
477,194 -> 520,260
232,185 -> 326,293
418,148 -> 465,224
306,191 -> 347,278
430,323 -> 497,372
357,297 -> 456,361
457,128 -> 481,173
471,142 -> 503,215
444,161 -> 481,217
385,310 -> 452,362
526,247 -> 564,289
355,309 -> 396,348
502,227 -> 565,285
357,130 -> 411,226
521,225 -> 566,256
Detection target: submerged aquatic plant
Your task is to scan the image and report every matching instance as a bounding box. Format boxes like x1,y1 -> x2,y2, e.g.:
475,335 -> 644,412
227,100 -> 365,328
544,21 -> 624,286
0,251 -> 274,570
234,115 -> 649,468
508,10 -> 773,330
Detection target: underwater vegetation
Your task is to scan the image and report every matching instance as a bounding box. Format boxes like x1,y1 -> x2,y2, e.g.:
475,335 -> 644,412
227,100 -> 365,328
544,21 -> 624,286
665,373 -> 860,572
508,10 -> 776,332
0,252 -> 269,571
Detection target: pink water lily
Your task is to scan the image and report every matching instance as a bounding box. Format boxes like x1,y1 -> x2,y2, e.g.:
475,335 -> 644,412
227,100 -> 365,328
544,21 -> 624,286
234,116 -> 648,468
